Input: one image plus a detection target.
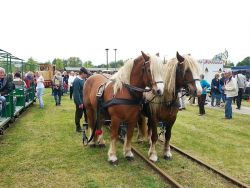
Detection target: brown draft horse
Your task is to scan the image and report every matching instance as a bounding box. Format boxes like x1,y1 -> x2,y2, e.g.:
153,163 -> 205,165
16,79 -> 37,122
83,52 -> 164,163
138,52 -> 202,162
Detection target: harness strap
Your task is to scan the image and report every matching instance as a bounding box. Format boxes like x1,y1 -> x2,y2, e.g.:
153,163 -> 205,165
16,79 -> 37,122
123,83 -> 152,93
179,90 -> 188,98
102,98 -> 142,108
158,121 -> 169,136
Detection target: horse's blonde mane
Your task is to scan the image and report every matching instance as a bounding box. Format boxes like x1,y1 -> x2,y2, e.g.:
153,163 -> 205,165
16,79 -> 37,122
163,54 -> 201,101
111,58 -> 134,94
150,55 -> 164,83
111,54 -> 163,94
149,54 -> 201,112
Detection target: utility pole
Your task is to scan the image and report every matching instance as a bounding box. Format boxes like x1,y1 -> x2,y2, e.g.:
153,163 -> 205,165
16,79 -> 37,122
114,49 -> 117,71
105,48 -> 109,70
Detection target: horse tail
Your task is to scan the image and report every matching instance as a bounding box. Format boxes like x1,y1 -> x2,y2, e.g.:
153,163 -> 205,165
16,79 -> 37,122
87,96 -> 102,143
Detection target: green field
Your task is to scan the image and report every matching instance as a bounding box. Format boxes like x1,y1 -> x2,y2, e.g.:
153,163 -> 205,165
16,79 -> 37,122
171,104 -> 250,185
0,89 -> 249,187
0,90 -> 167,188
242,100 -> 250,107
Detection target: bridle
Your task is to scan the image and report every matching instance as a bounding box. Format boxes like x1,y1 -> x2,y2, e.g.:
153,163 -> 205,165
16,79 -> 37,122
142,60 -> 163,89
176,61 -> 200,96
176,62 -> 200,87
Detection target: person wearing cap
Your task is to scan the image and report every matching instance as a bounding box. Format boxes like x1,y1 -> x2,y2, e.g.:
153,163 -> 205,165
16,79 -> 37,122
222,70 -> 238,119
72,67 -> 89,132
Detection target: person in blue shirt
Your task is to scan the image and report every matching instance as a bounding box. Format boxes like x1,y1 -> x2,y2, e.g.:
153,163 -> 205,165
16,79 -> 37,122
198,74 -> 210,116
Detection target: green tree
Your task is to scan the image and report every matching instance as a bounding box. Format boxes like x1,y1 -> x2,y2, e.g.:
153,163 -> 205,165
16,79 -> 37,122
26,57 -> 38,72
236,57 -> 250,66
67,57 -> 82,67
44,60 -> 51,65
54,58 -> 64,71
63,59 -> 68,67
109,60 -> 124,68
83,60 -> 94,68
52,58 -> 56,65
96,64 -> 106,68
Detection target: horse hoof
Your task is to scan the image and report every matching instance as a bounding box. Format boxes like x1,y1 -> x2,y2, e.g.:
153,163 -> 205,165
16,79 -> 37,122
89,144 -> 96,148
137,139 -> 144,144
125,156 -> 134,161
164,155 -> 172,160
98,144 -> 106,148
109,160 -> 118,166
149,155 -> 158,162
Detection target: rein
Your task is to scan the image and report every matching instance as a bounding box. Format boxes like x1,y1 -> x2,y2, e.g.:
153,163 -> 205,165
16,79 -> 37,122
123,83 -> 152,93
179,89 -> 188,98
123,80 -> 163,93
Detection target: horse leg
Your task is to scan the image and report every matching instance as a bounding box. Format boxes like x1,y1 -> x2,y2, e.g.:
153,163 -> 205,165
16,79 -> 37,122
108,117 -> 120,164
87,108 -> 97,147
123,122 -> 136,160
164,122 -> 174,160
97,119 -> 106,147
137,115 -> 147,143
148,117 -> 158,162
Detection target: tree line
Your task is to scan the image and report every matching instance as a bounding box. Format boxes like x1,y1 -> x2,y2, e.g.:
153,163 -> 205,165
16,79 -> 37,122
26,55 -> 250,71
26,57 -> 125,71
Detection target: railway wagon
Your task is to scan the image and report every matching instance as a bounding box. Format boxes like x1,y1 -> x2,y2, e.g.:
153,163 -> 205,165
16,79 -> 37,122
0,49 -> 36,134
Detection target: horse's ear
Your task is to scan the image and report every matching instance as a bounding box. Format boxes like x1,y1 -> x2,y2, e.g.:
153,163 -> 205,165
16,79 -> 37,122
176,51 -> 185,63
141,51 -> 150,61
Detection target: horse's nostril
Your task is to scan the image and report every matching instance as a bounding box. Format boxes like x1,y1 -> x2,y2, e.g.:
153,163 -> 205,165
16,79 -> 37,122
156,89 -> 161,95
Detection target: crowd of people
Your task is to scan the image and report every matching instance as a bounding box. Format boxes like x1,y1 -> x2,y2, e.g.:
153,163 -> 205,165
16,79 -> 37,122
0,66 -> 92,132
1,64 -> 248,132
50,67 -> 91,132
181,70 -> 248,119
0,66 -> 91,132
0,68 -> 42,116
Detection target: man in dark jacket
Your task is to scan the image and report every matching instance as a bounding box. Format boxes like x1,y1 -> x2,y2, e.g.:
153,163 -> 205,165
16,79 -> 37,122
211,73 -> 221,107
72,67 -> 90,132
0,68 -> 13,115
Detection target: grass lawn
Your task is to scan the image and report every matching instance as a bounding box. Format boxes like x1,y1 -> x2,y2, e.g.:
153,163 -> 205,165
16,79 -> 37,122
171,104 -> 250,185
242,100 -> 250,107
1,89 -> 249,187
0,89 -> 167,188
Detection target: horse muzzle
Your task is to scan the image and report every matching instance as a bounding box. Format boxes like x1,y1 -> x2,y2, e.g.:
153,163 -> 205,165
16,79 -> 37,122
152,81 -> 164,96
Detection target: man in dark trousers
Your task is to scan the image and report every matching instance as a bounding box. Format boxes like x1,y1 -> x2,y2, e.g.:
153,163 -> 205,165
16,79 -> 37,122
236,72 -> 246,110
73,67 -> 90,132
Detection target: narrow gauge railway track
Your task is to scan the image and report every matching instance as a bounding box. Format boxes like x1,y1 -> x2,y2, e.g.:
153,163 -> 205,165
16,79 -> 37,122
131,145 -> 183,188
158,138 -> 250,188
103,126 -> 184,188
100,125 -> 249,187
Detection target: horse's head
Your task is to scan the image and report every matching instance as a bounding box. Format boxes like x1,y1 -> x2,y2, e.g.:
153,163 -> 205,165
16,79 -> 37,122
140,51 -> 164,96
175,52 -> 202,96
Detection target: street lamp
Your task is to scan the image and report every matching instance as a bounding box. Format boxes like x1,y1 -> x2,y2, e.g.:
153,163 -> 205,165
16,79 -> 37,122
105,48 -> 109,70
114,49 -> 117,71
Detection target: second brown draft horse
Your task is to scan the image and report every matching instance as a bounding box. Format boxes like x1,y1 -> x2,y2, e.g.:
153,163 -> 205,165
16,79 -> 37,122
139,52 -> 202,162
83,52 -> 164,164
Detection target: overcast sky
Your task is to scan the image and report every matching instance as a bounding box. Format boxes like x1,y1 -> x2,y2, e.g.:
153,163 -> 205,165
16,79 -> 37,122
1,0 -> 250,65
